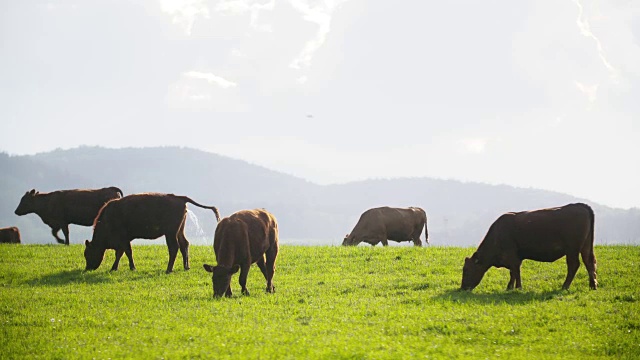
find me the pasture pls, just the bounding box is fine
[1,244,638,359]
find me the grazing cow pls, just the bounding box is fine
[84,193,220,274]
[14,187,123,245]
[0,227,21,244]
[461,203,597,291]
[342,206,428,247]
[203,209,279,297]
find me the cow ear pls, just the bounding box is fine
[28,189,36,195]
[230,264,240,274]
[85,240,90,246]
[203,264,214,273]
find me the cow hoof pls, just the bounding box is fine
[242,289,250,296]
[165,270,173,274]
[110,268,118,272]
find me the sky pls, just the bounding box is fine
[1,0,639,209]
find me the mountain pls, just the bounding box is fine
[1,147,638,246]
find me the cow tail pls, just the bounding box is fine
[182,197,221,222]
[586,204,596,268]
[424,221,429,245]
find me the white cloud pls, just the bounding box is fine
[289,0,349,70]
[166,71,244,111]
[159,0,210,35]
[575,81,598,103]
[214,0,275,32]
[230,48,245,58]
[183,71,238,88]
[572,0,618,80]
[459,138,488,154]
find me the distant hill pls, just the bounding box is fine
[1,147,638,246]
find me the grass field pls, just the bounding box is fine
[1,244,638,359]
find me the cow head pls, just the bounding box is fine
[461,255,489,291]
[84,240,106,271]
[203,264,240,297]
[342,234,356,246]
[14,189,38,216]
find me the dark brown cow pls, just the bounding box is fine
[14,187,123,245]
[0,227,21,244]
[461,203,597,291]
[203,209,279,297]
[84,193,220,274]
[342,206,428,247]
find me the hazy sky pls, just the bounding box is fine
[1,0,639,209]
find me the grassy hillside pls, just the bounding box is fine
[1,244,638,359]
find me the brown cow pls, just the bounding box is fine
[14,187,123,245]
[84,193,220,274]
[342,206,428,247]
[0,227,21,244]
[203,209,279,297]
[461,203,597,291]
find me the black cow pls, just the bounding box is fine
[84,193,220,273]
[461,203,597,291]
[342,207,428,246]
[15,187,123,245]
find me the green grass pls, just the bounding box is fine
[0,244,638,359]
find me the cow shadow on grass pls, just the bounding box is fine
[26,269,165,287]
[432,288,566,305]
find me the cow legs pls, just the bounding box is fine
[111,249,124,271]
[177,219,190,270]
[61,225,70,246]
[381,238,389,246]
[257,255,268,279]
[506,260,522,290]
[265,246,279,293]
[562,253,581,290]
[507,267,522,290]
[410,228,423,247]
[51,228,65,244]
[124,242,136,270]
[164,232,180,274]
[239,265,251,296]
[225,286,233,298]
[580,248,598,290]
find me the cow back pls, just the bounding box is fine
[214,209,277,268]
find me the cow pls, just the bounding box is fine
[84,193,221,274]
[0,227,21,244]
[203,209,279,298]
[461,203,597,291]
[14,187,123,245]
[342,206,428,247]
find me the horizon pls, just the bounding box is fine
[5,144,638,211]
[1,1,639,210]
